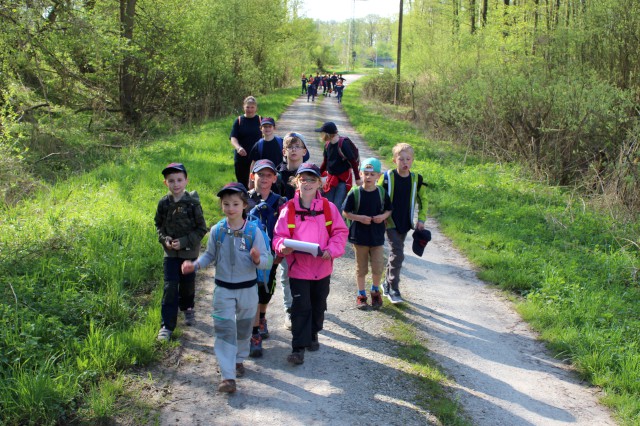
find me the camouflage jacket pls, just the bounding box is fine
[154,190,208,259]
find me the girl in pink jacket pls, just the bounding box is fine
[272,162,348,365]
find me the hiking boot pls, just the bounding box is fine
[156,327,172,342]
[258,317,269,339]
[235,363,245,378]
[218,379,236,393]
[249,333,263,358]
[184,308,195,326]
[308,333,320,352]
[287,348,305,365]
[356,295,369,310]
[370,291,383,310]
[387,289,404,304]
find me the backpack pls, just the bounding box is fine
[248,191,287,241]
[285,197,333,238]
[344,185,386,227]
[382,170,425,197]
[213,217,274,291]
[325,137,360,172]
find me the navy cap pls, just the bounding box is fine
[252,159,277,173]
[162,162,187,177]
[260,117,275,126]
[314,121,338,134]
[296,162,321,178]
[216,182,248,197]
[412,229,432,257]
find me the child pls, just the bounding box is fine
[246,160,287,357]
[275,132,309,329]
[317,121,361,214]
[248,117,285,177]
[342,157,392,310]
[307,80,317,102]
[301,73,308,94]
[181,182,269,393]
[378,143,428,304]
[154,163,208,342]
[272,163,348,365]
[334,79,344,103]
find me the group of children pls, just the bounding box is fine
[154,120,427,393]
[303,73,346,103]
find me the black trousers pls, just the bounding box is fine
[289,275,331,349]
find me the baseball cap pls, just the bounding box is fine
[286,132,307,148]
[296,162,322,178]
[252,159,277,173]
[260,117,275,126]
[412,229,432,257]
[162,162,187,177]
[360,157,382,173]
[314,121,338,134]
[216,182,248,197]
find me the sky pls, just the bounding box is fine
[298,0,401,22]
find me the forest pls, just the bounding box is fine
[1,0,639,424]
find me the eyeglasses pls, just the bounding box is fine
[299,178,318,183]
[287,145,305,151]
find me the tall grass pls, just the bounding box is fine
[343,78,640,425]
[0,87,299,425]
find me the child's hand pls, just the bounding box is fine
[250,247,261,265]
[359,215,372,225]
[415,221,425,231]
[164,237,173,249]
[182,261,195,274]
[321,249,331,260]
[372,215,385,224]
[171,239,181,250]
[280,246,294,255]
[355,178,362,186]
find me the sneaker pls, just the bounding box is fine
[218,379,236,393]
[308,333,320,352]
[382,281,390,296]
[184,308,195,326]
[287,348,305,365]
[235,363,245,378]
[370,291,383,309]
[249,333,263,358]
[258,317,269,339]
[284,312,292,330]
[156,327,172,342]
[356,295,369,310]
[387,289,404,304]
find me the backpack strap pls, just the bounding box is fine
[287,198,333,238]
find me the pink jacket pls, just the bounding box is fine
[273,191,348,280]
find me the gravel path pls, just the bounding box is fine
[149,76,615,425]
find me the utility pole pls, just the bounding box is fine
[394,0,403,105]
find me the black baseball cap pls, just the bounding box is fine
[216,182,248,197]
[162,163,187,177]
[314,121,338,134]
[412,229,432,257]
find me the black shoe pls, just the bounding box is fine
[308,333,320,351]
[287,348,305,365]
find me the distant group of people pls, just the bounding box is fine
[302,72,346,103]
[154,94,430,394]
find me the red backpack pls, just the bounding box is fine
[324,136,360,173]
[286,197,333,238]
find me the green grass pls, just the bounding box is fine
[0,87,299,425]
[342,78,640,425]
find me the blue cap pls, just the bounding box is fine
[296,162,321,177]
[260,117,275,126]
[162,163,187,177]
[360,157,382,173]
[252,159,277,173]
[216,182,248,197]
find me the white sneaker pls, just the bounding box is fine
[157,327,172,342]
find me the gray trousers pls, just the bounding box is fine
[385,228,408,291]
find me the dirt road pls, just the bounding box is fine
[148,76,615,425]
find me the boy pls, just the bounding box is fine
[317,121,361,214]
[246,160,287,357]
[248,117,285,179]
[182,182,269,393]
[276,132,309,329]
[378,143,428,304]
[342,158,392,310]
[154,163,208,341]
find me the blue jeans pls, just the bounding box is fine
[324,181,347,214]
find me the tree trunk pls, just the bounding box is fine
[470,0,477,34]
[119,0,140,126]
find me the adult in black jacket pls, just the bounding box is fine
[230,96,262,188]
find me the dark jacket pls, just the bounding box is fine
[154,191,208,259]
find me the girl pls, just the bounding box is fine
[182,182,269,393]
[272,163,348,365]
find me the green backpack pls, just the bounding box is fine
[345,185,386,227]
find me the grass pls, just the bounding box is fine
[0,87,299,425]
[342,77,640,425]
